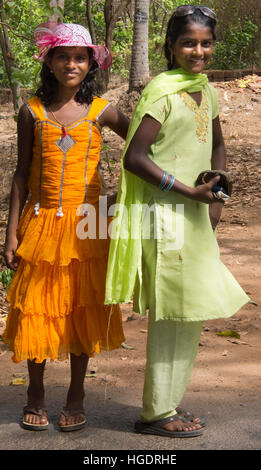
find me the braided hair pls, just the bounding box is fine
[164,8,216,70]
[35,47,98,106]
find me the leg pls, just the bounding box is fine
[138,318,203,435]
[23,359,48,428]
[59,353,89,429]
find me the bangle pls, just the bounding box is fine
[163,174,175,192]
[158,171,168,189]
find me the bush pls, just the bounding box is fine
[210,20,259,70]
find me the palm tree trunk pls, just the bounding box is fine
[129,0,150,91]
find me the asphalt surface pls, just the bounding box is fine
[0,353,260,459]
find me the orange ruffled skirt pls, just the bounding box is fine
[3,203,125,363]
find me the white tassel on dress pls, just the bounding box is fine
[34,202,40,216]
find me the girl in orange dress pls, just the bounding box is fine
[3,22,129,431]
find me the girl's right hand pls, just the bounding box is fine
[4,236,19,270]
[190,175,221,204]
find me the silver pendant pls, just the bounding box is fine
[56,134,76,153]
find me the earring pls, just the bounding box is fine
[170,51,175,67]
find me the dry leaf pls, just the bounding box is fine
[217,330,240,339]
[11,378,25,385]
[121,342,135,350]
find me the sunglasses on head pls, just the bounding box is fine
[173,5,216,20]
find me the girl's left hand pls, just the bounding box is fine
[190,175,221,203]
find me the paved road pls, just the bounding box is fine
[0,374,260,455]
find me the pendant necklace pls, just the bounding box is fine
[49,106,87,137]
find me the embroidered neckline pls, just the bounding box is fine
[179,90,209,144]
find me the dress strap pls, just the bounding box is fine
[86,96,110,124]
[26,96,46,122]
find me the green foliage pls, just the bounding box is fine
[210,20,259,69]
[0,0,61,89]
[0,0,260,91]
[0,269,14,292]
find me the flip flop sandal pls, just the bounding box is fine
[59,408,87,432]
[134,414,204,438]
[22,406,49,431]
[176,407,206,427]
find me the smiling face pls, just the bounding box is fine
[168,22,214,74]
[46,46,93,89]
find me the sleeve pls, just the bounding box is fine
[208,84,219,119]
[145,95,170,125]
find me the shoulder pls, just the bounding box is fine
[92,95,110,113]
[88,96,110,122]
[204,83,219,102]
[204,83,220,119]
[18,102,35,127]
[145,95,171,125]
[23,96,44,121]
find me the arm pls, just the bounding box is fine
[4,104,34,269]
[98,104,130,140]
[98,105,130,209]
[124,115,220,204]
[209,115,227,230]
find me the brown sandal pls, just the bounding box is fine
[22,406,49,431]
[176,406,206,427]
[135,414,203,438]
[58,408,87,432]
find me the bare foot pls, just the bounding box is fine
[23,407,48,427]
[23,380,48,428]
[162,417,202,432]
[59,408,86,430]
[176,406,204,425]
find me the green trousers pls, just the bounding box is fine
[141,316,203,422]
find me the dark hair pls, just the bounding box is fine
[35,47,99,106]
[164,8,216,70]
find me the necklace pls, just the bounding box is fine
[49,106,88,137]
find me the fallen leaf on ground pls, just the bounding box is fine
[121,342,135,350]
[10,378,25,385]
[217,330,240,339]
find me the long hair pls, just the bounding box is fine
[164,8,217,70]
[35,47,99,106]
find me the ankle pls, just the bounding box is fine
[27,384,45,408]
[65,388,85,410]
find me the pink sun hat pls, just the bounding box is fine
[33,22,112,70]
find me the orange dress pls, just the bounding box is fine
[3,96,125,363]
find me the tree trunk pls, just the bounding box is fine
[86,0,96,43]
[0,0,20,109]
[100,0,131,92]
[129,0,150,91]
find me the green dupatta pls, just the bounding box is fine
[105,68,208,304]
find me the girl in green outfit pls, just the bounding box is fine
[105,5,250,437]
